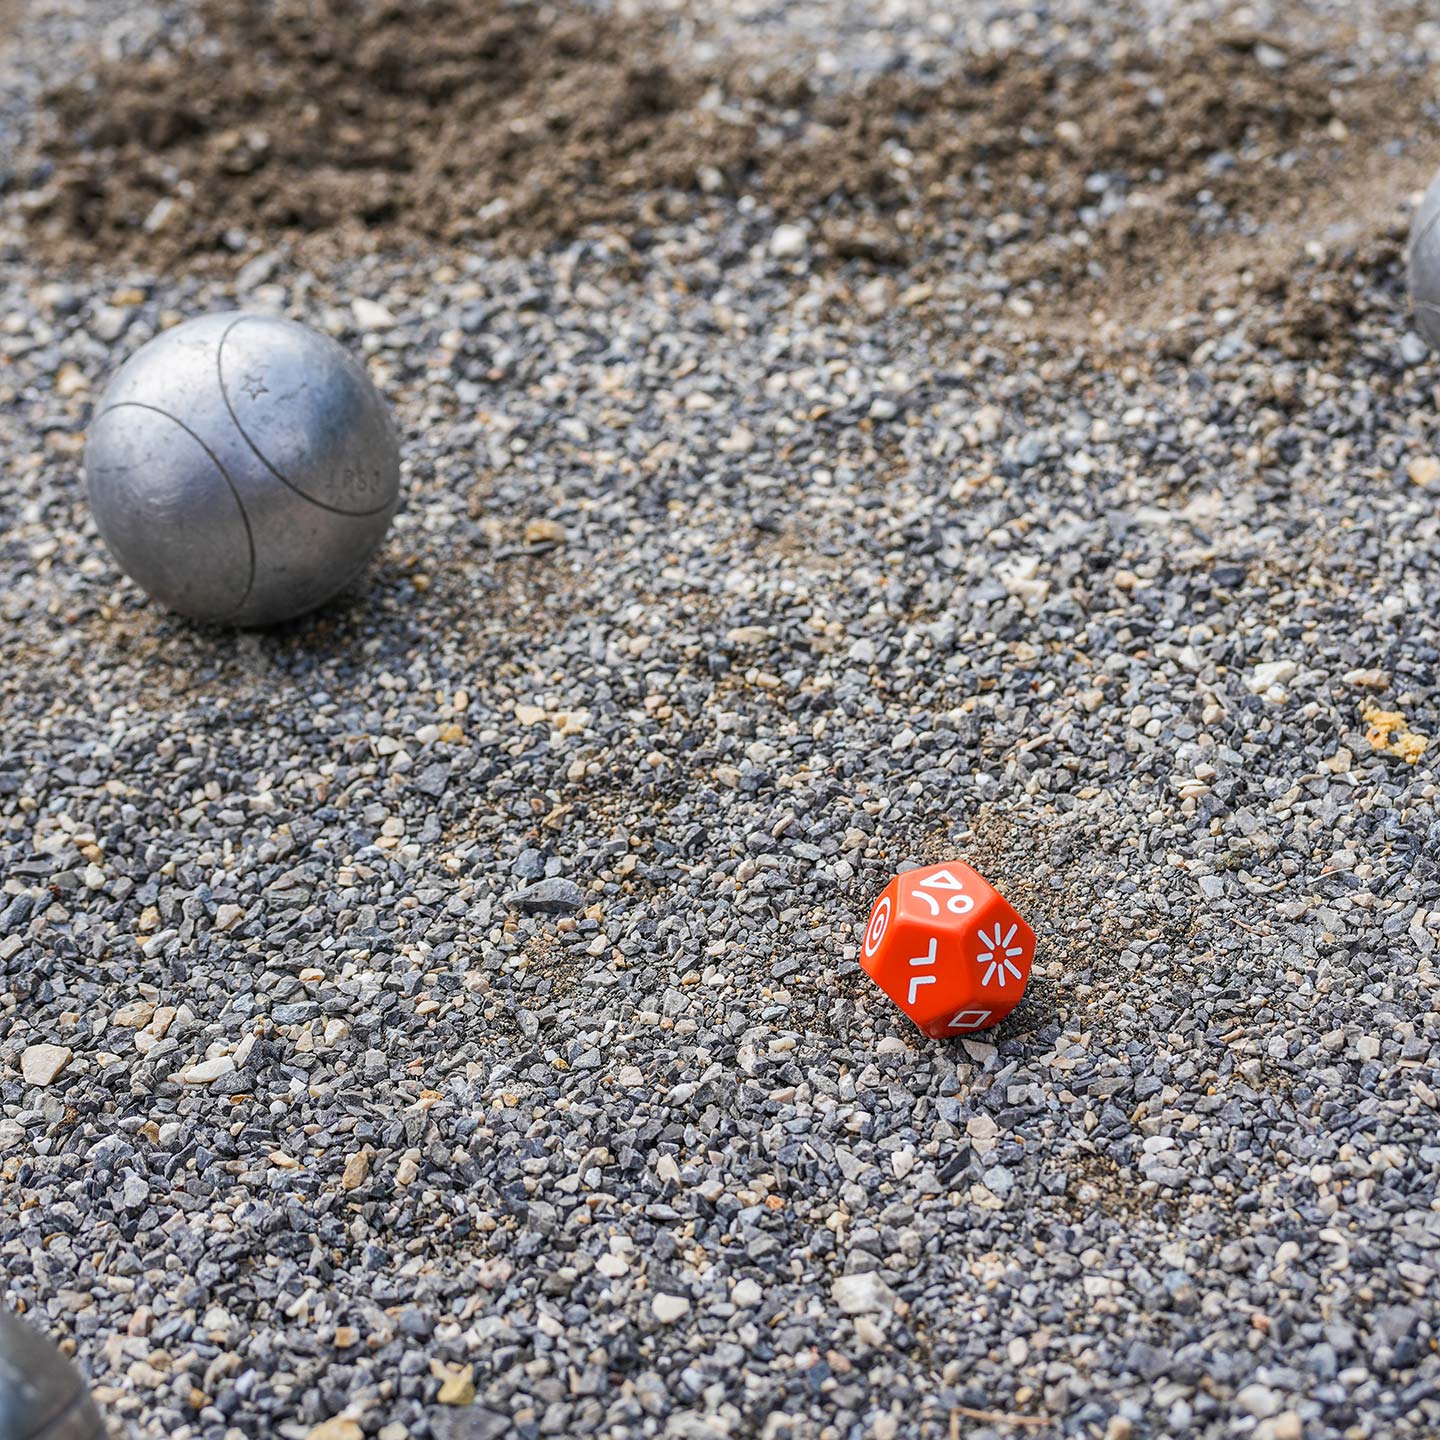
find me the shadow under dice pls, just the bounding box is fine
[861,861,1036,1038]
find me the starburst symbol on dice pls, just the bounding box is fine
[976,921,1025,988]
[859,860,1036,1038]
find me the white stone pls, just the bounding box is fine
[832,1272,896,1316]
[965,1114,999,1144]
[351,298,396,331]
[215,904,245,932]
[1343,668,1389,689]
[20,1043,72,1086]
[858,277,895,319]
[113,1000,155,1029]
[182,1054,236,1084]
[769,224,808,259]
[1236,1383,1281,1419]
[732,1278,763,1308]
[652,1293,690,1323]
[1246,660,1298,696]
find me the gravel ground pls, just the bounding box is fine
[2,3,1439,1440]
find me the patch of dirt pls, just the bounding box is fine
[770,25,1433,354]
[516,929,594,1004]
[1072,130,1433,360]
[1060,1149,1166,1222]
[15,2,1434,354]
[22,0,758,264]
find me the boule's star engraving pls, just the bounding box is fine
[239,371,269,401]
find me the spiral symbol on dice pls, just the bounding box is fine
[864,896,891,959]
[218,316,394,517]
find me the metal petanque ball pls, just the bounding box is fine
[85,311,400,626]
[0,1308,107,1440]
[1408,168,1440,349]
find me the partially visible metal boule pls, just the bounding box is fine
[0,1308,107,1440]
[1408,169,1440,349]
[85,311,401,626]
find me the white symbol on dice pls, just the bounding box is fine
[907,936,938,1005]
[864,896,891,959]
[947,1008,993,1032]
[976,922,1025,988]
[910,868,975,917]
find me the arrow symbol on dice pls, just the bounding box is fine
[976,923,1025,987]
[907,937,938,1005]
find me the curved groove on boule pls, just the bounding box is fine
[216,315,396,518]
[97,401,257,614]
[1405,300,1440,339]
[1412,200,1440,258]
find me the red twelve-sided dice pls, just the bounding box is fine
[860,861,1036,1037]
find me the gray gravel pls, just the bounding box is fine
[2,2,1440,1440]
